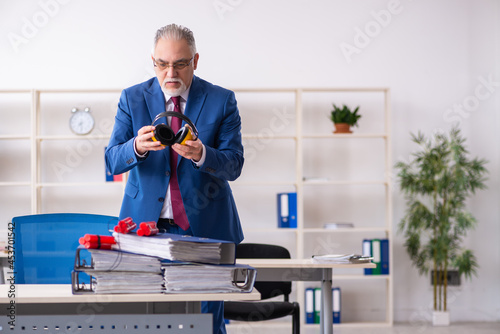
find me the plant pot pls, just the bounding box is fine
[333,123,352,134]
[432,311,450,326]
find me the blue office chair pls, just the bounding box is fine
[13,213,117,284]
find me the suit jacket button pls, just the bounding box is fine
[165,171,170,177]
[158,197,164,202]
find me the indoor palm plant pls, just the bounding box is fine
[395,127,487,325]
[329,104,361,133]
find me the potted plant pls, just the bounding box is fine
[395,127,487,326]
[329,104,361,133]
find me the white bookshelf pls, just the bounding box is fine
[0,87,393,329]
[230,87,393,328]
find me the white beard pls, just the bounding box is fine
[161,78,186,97]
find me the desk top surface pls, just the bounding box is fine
[0,284,260,304]
[237,258,376,269]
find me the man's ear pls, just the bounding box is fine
[193,53,200,70]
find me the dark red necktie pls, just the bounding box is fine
[169,96,190,231]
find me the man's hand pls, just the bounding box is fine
[172,138,203,162]
[135,125,166,155]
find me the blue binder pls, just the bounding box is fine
[332,287,341,324]
[277,192,297,228]
[305,287,315,324]
[362,239,372,275]
[380,239,389,275]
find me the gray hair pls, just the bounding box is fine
[152,24,197,55]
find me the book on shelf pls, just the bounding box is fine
[332,287,341,324]
[305,287,315,324]
[277,192,297,228]
[323,222,354,229]
[305,286,341,324]
[112,231,236,265]
[362,238,389,275]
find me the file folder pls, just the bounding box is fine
[362,239,373,275]
[380,238,389,275]
[332,287,341,324]
[371,239,381,275]
[305,287,315,324]
[314,287,321,324]
[277,192,297,228]
[113,232,236,264]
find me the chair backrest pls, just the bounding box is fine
[13,213,117,284]
[236,243,292,300]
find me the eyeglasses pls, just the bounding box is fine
[153,56,194,71]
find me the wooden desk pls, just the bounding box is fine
[0,284,260,333]
[236,259,376,334]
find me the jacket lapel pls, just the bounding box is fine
[144,78,166,125]
[178,76,207,167]
[144,78,171,163]
[184,76,207,128]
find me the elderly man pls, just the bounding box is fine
[105,24,244,334]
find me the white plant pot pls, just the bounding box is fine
[432,311,450,326]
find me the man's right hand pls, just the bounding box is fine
[135,125,166,155]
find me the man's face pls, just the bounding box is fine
[152,38,199,96]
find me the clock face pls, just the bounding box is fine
[70,110,95,135]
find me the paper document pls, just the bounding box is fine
[311,254,373,264]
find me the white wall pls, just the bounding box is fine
[1,0,499,324]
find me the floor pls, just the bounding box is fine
[226,322,500,334]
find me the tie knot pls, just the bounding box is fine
[171,96,181,111]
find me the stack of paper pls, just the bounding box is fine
[88,249,162,273]
[112,232,235,264]
[72,247,164,294]
[89,271,164,294]
[311,254,373,264]
[163,263,256,293]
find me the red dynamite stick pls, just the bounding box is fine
[83,241,114,250]
[82,234,116,244]
[116,217,136,234]
[138,221,159,236]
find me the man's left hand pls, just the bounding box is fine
[172,138,203,162]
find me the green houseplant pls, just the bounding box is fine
[329,104,361,133]
[395,127,487,325]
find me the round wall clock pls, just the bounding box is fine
[69,107,95,135]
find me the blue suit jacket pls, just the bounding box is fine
[105,76,244,243]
